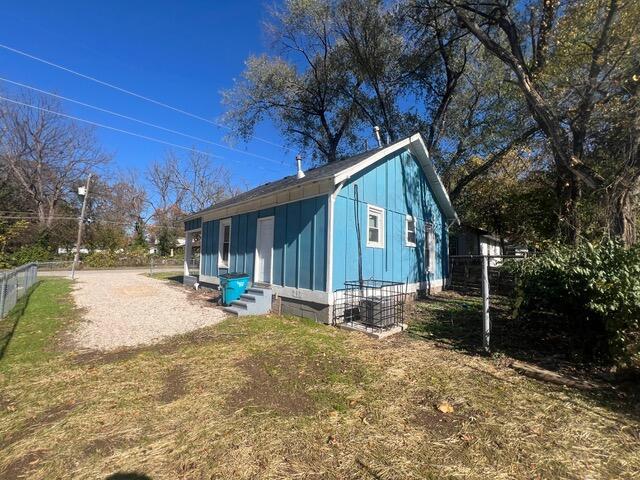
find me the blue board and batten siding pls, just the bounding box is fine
[197,196,328,291]
[184,217,202,231]
[332,150,448,291]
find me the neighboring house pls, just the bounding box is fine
[449,225,503,257]
[148,237,185,256]
[183,133,459,322]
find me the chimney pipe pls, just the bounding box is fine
[373,126,382,147]
[296,154,305,179]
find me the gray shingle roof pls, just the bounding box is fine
[189,142,396,217]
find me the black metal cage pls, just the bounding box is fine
[333,280,406,331]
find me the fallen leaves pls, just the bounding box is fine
[436,401,455,414]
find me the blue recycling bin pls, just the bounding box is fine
[219,273,250,306]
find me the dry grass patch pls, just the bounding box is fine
[0,280,638,479]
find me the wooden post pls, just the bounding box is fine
[482,255,490,352]
[183,230,192,279]
[71,174,92,280]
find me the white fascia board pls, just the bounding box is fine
[407,134,460,225]
[332,137,413,185]
[200,178,334,222]
[330,133,459,225]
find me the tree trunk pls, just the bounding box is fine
[556,167,582,245]
[612,189,637,246]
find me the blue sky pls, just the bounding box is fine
[1,1,296,191]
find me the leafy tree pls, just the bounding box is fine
[223,0,364,163]
[450,0,640,244]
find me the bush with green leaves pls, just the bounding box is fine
[83,249,150,268]
[509,240,640,371]
[10,244,52,266]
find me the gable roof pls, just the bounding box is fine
[185,133,459,224]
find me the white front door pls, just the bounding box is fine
[254,216,274,283]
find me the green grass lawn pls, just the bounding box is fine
[0,279,638,479]
[0,278,75,367]
[146,271,183,284]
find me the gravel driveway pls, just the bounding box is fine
[71,271,227,350]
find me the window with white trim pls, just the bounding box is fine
[405,216,416,247]
[366,205,384,248]
[218,218,231,268]
[426,223,436,273]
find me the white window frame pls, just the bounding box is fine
[218,218,232,268]
[405,215,417,247]
[366,204,385,248]
[426,223,436,273]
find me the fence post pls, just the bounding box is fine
[0,272,6,318]
[482,255,490,352]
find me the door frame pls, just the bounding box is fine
[254,216,275,284]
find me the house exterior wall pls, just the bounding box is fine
[332,150,448,291]
[184,217,202,232]
[197,195,328,291]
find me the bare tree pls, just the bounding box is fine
[147,149,238,221]
[0,93,109,229]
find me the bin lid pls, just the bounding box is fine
[219,272,249,279]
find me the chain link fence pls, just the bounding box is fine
[0,263,38,318]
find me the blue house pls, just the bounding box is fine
[182,133,458,323]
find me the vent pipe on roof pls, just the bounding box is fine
[373,126,383,148]
[296,154,305,179]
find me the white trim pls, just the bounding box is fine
[407,134,459,225]
[186,133,458,225]
[405,215,417,247]
[254,216,275,284]
[198,276,445,306]
[199,274,220,285]
[333,137,413,184]
[332,133,458,224]
[272,285,330,304]
[326,181,345,293]
[426,222,436,274]
[218,218,231,268]
[199,180,334,222]
[366,204,385,248]
[330,279,446,305]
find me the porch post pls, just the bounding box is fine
[184,231,192,278]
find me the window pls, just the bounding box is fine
[405,216,416,247]
[366,205,384,248]
[218,218,231,268]
[426,223,436,273]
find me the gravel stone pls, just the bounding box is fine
[71,271,227,350]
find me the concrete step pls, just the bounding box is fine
[240,294,257,303]
[230,300,249,310]
[223,306,244,316]
[246,287,267,296]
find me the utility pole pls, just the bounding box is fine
[71,174,92,280]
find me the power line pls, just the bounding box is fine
[0,76,282,165]
[0,214,132,226]
[0,42,285,149]
[0,95,231,160]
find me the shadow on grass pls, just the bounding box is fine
[164,275,184,285]
[408,291,640,420]
[106,473,151,480]
[0,282,39,361]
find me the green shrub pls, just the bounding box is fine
[508,240,640,371]
[83,250,118,268]
[10,244,52,266]
[82,249,150,268]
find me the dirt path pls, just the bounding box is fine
[71,271,227,350]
